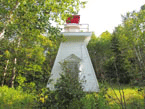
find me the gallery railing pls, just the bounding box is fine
[61,24,89,32]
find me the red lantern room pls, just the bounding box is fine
[64,15,89,32]
[66,15,80,24]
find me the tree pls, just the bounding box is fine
[0,0,86,88]
[51,61,85,109]
[87,31,112,81]
[110,32,130,84]
[121,5,145,84]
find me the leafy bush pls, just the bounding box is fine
[36,73,85,109]
[55,73,85,108]
[0,86,35,109]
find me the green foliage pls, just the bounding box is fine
[0,0,86,89]
[81,93,98,109]
[87,31,112,82]
[105,84,145,109]
[95,83,109,109]
[0,1,145,109]
[36,61,86,108]
[37,75,101,109]
[0,86,35,109]
[105,35,131,84]
[1,85,144,109]
[88,5,145,85]
[121,6,145,85]
[54,74,85,109]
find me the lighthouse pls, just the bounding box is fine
[47,15,99,92]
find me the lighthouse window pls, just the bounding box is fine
[67,62,79,72]
[66,62,80,79]
[60,54,81,79]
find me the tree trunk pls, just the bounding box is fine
[1,60,9,86]
[11,58,17,88]
[0,28,5,39]
[11,37,20,88]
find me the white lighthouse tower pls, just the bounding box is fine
[47,15,99,92]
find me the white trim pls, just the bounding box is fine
[61,32,92,37]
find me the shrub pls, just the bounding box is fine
[0,86,35,109]
[54,74,85,109]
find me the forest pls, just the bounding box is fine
[0,0,145,109]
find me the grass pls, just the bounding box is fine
[101,84,145,109]
[81,83,145,109]
[106,88,144,108]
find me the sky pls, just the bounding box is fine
[79,0,145,36]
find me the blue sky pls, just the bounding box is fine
[79,0,144,36]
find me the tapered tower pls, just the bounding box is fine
[47,15,99,92]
